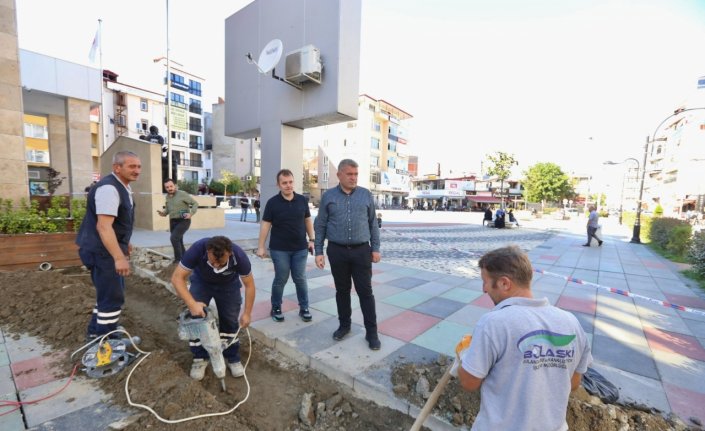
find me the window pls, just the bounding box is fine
[170,93,185,104]
[371,137,380,150]
[170,73,185,85]
[371,156,379,167]
[322,171,328,182]
[189,80,202,96]
[117,115,126,127]
[387,157,396,168]
[370,171,380,184]
[323,155,328,165]
[388,141,397,152]
[140,98,148,111]
[206,169,211,178]
[23,123,48,139]
[372,121,381,132]
[368,103,375,111]
[191,171,199,180]
[25,149,50,164]
[140,119,148,133]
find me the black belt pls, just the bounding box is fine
[329,242,368,249]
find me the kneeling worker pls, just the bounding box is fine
[171,236,256,380]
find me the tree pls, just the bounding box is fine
[522,162,574,208]
[46,168,65,196]
[219,170,242,197]
[243,173,258,194]
[485,151,517,208]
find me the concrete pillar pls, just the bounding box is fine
[66,98,93,194]
[47,114,69,196]
[0,0,28,204]
[260,122,303,204]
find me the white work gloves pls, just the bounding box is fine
[450,334,472,378]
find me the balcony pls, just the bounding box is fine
[177,159,203,167]
[189,105,202,115]
[189,124,203,132]
[170,81,190,91]
[189,142,203,150]
[169,100,187,110]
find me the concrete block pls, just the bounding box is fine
[31,401,133,431]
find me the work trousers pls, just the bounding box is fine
[326,242,377,335]
[188,275,242,363]
[79,248,125,338]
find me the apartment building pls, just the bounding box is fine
[208,100,260,185]
[306,94,413,207]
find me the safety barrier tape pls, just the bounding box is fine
[380,227,705,316]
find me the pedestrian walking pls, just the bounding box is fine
[157,179,198,262]
[76,151,141,340]
[256,169,315,322]
[239,193,249,222]
[253,194,261,223]
[314,159,382,350]
[583,205,603,247]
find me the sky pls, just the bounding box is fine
[15,0,705,184]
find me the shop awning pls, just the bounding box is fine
[467,196,502,204]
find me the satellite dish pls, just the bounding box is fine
[256,39,283,74]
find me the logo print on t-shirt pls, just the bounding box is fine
[517,330,576,369]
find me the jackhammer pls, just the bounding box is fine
[177,307,235,391]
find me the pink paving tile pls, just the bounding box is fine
[539,255,560,260]
[664,294,705,310]
[643,260,667,269]
[378,310,441,342]
[644,327,705,362]
[663,382,705,425]
[471,294,494,309]
[556,296,596,315]
[251,298,298,322]
[10,350,68,391]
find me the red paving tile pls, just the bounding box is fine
[378,310,440,342]
[663,382,705,425]
[644,327,705,362]
[643,260,667,269]
[471,294,494,309]
[663,294,705,310]
[556,296,596,315]
[539,255,560,260]
[10,350,68,391]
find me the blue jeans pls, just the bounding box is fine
[188,274,242,363]
[269,248,309,309]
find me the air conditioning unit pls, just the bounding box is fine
[285,45,322,85]
[246,176,252,181]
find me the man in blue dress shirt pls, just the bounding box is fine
[314,159,382,350]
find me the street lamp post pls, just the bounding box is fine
[604,154,642,243]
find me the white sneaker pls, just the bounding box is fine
[228,361,245,378]
[190,359,209,381]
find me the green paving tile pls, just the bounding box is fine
[440,288,483,304]
[411,320,473,357]
[311,296,360,316]
[382,290,432,309]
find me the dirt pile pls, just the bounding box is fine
[0,268,416,430]
[391,357,700,430]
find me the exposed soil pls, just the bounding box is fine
[0,268,416,430]
[1,262,702,431]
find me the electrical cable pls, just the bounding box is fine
[0,363,80,417]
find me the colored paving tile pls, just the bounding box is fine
[10,350,69,391]
[30,401,133,431]
[408,281,454,297]
[662,382,705,426]
[570,312,594,334]
[539,255,559,260]
[378,310,441,342]
[644,327,705,361]
[440,287,483,304]
[381,290,432,309]
[470,293,494,309]
[664,294,705,310]
[385,277,429,290]
[643,260,667,269]
[412,297,465,319]
[312,296,360,317]
[411,320,473,357]
[591,334,659,379]
[556,296,596,315]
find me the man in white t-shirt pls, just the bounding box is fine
[456,246,592,431]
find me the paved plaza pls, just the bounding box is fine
[2,210,705,430]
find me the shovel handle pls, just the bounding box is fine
[409,366,453,431]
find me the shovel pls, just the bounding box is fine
[409,366,452,431]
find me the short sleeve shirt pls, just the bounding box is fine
[179,238,252,286]
[95,173,133,215]
[262,192,311,251]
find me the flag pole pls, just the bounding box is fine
[97,18,105,156]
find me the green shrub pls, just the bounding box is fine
[0,198,74,234]
[599,209,609,218]
[689,231,705,278]
[177,179,198,195]
[622,212,652,243]
[71,198,87,232]
[208,179,225,195]
[653,204,664,217]
[649,217,690,249]
[666,225,692,257]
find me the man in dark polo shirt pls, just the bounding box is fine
[256,169,315,322]
[314,159,382,350]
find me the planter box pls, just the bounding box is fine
[0,232,80,271]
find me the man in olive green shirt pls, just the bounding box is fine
[158,179,198,262]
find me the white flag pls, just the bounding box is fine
[88,26,101,64]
